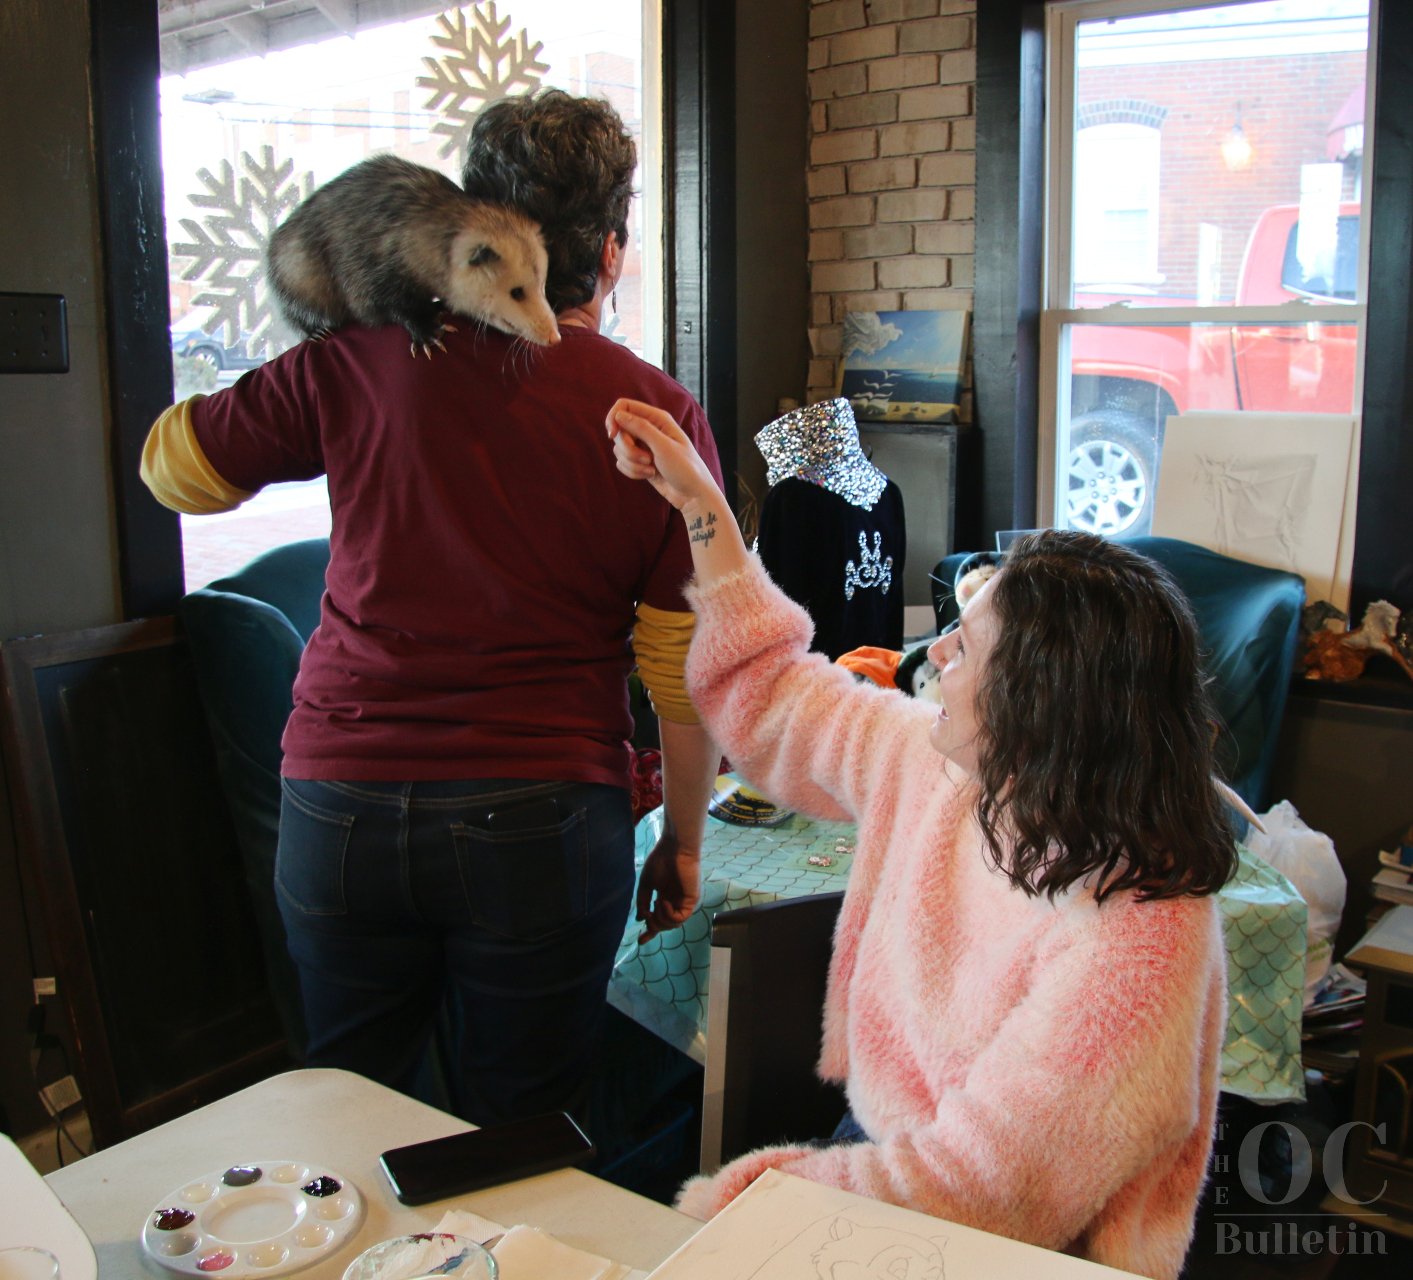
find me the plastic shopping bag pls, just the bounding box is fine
[1244,800,1346,997]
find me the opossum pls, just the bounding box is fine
[267,154,559,356]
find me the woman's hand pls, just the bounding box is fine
[606,398,723,513]
[608,397,751,584]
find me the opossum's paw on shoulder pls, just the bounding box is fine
[406,317,454,359]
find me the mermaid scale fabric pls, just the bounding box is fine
[1219,845,1308,1101]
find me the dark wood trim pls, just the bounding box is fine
[1353,0,1413,617]
[90,1,184,619]
[0,618,289,1148]
[972,1,1046,540]
[664,0,737,507]
[0,619,177,1147]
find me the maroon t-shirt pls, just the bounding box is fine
[193,323,721,788]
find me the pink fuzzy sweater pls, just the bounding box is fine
[675,561,1226,1280]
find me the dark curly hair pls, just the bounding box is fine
[973,530,1236,902]
[460,89,636,313]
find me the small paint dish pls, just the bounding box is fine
[140,1160,363,1279]
[341,1234,497,1280]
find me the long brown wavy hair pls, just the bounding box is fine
[973,530,1236,902]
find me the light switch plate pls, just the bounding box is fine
[1,292,69,374]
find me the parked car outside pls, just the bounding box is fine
[1066,203,1360,537]
[169,308,263,374]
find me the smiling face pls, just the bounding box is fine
[926,571,1003,775]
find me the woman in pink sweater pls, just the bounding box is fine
[610,399,1237,1280]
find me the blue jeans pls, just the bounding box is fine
[830,1109,869,1143]
[275,777,634,1125]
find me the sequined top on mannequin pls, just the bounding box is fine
[755,398,888,510]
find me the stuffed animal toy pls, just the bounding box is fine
[895,643,942,703]
[953,550,1003,612]
[1302,598,1413,684]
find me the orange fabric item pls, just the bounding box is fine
[836,645,904,689]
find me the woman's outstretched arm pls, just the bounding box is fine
[606,398,752,587]
[606,397,934,829]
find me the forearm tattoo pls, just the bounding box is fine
[688,510,718,547]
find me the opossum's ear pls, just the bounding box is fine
[467,244,500,267]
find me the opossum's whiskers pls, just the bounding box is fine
[499,333,525,377]
[511,334,545,379]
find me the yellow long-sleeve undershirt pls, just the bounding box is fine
[139,397,253,514]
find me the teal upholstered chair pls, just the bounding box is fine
[931,536,1305,812]
[178,539,691,1159]
[179,538,331,1056]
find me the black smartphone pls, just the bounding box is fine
[379,1111,596,1205]
[486,796,560,832]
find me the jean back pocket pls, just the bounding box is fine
[452,801,590,941]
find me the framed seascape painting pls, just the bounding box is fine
[838,309,970,424]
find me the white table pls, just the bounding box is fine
[44,1069,699,1278]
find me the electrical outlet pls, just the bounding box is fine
[0,292,69,374]
[40,1074,81,1116]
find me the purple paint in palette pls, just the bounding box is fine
[301,1175,341,1197]
[222,1165,262,1186]
[153,1206,195,1230]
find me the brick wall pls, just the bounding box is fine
[1080,52,1364,300]
[806,0,977,417]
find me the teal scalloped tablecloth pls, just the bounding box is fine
[608,810,1306,1102]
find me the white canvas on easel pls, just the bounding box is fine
[1151,412,1357,608]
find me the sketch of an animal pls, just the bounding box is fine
[267,154,559,356]
[749,1215,945,1280]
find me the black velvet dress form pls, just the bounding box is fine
[753,399,906,660]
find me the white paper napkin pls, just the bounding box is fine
[434,1210,641,1280]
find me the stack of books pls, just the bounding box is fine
[1371,834,1413,907]
[1301,963,1367,1073]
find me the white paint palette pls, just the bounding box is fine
[141,1160,363,1278]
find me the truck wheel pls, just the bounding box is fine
[1065,410,1155,537]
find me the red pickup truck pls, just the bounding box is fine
[1066,203,1360,535]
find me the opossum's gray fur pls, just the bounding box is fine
[267,154,559,352]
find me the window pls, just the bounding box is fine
[158,0,661,589]
[1281,212,1360,300]
[1074,121,1163,286]
[1041,0,1373,583]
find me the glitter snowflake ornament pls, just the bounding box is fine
[418,2,548,160]
[171,145,312,360]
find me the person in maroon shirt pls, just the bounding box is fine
[142,91,722,1126]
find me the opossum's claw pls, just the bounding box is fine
[431,337,447,354]
[441,322,459,334]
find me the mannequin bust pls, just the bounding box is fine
[754,398,906,660]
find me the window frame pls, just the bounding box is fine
[101,0,730,616]
[973,0,1412,649]
[1038,0,1377,601]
